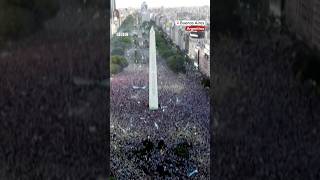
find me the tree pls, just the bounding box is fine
[110,55,128,75]
[110,63,121,75]
[111,36,132,49]
[111,47,125,56]
[119,15,134,31]
[119,36,132,44]
[111,55,128,68]
[167,55,185,73]
[162,49,176,58]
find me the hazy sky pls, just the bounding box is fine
[115,0,210,8]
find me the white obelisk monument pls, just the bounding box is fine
[149,26,158,110]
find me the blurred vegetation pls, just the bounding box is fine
[111,36,132,49]
[111,47,125,56]
[111,55,128,75]
[110,15,135,75]
[162,49,176,59]
[167,55,186,73]
[155,28,186,73]
[118,14,135,32]
[110,63,121,75]
[111,55,128,67]
[0,0,59,39]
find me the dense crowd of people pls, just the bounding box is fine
[110,31,210,179]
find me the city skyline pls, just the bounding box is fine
[115,0,210,8]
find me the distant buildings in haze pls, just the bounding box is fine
[151,6,210,77]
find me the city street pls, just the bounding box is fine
[110,23,210,179]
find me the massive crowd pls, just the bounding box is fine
[110,34,210,179]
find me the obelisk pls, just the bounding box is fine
[149,26,158,110]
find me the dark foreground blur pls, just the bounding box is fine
[0,0,108,179]
[213,1,320,179]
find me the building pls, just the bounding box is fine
[140,1,150,23]
[174,25,180,46]
[188,32,203,60]
[183,33,190,54]
[111,0,116,19]
[201,25,210,77]
[110,0,120,36]
[178,29,185,50]
[171,24,176,43]
[149,6,210,77]
[164,19,172,36]
[188,31,209,76]
[155,14,161,26]
[160,16,166,31]
[200,43,210,77]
